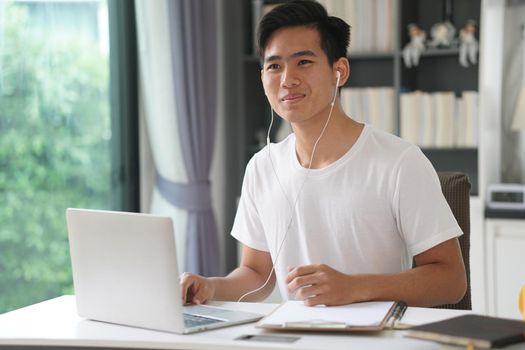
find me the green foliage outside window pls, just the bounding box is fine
[0,2,111,313]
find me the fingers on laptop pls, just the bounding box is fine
[180,272,194,304]
[180,272,212,305]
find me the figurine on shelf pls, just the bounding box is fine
[428,20,456,48]
[403,23,426,68]
[459,20,478,68]
[428,0,457,49]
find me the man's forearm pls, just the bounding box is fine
[209,266,275,302]
[356,262,467,307]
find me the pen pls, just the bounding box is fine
[389,301,407,328]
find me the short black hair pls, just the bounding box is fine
[257,0,350,65]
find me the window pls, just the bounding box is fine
[0,0,138,312]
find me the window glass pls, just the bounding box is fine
[0,0,111,312]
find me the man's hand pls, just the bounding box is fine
[285,264,362,306]
[285,239,466,308]
[180,272,215,305]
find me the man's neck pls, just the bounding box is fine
[292,107,363,169]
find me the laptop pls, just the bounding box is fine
[66,208,262,334]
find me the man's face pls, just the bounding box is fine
[261,26,336,124]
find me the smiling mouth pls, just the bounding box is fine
[281,94,306,103]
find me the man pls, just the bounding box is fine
[181,0,466,307]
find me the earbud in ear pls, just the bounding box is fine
[335,70,341,87]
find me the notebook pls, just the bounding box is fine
[256,300,407,331]
[406,314,525,348]
[66,208,262,334]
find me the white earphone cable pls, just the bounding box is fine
[237,72,340,302]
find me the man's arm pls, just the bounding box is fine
[180,245,275,304]
[286,237,467,307]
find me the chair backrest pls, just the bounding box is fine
[434,172,472,310]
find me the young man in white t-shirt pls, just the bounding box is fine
[180,0,467,307]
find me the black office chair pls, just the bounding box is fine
[434,172,472,310]
[411,172,472,310]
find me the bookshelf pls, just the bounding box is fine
[240,0,481,194]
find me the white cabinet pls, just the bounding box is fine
[478,0,525,320]
[486,219,525,319]
[469,196,486,313]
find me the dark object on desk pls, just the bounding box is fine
[235,334,300,343]
[406,314,525,348]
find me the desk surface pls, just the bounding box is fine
[0,295,520,350]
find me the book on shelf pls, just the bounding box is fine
[318,0,394,53]
[434,92,455,148]
[400,90,478,148]
[420,92,434,147]
[341,87,395,135]
[463,91,479,146]
[400,91,419,145]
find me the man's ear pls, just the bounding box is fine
[334,57,350,86]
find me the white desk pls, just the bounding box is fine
[0,296,519,350]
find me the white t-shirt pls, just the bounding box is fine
[231,124,462,300]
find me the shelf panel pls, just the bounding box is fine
[402,54,478,93]
[346,59,395,87]
[421,147,477,151]
[349,52,396,60]
[419,48,460,57]
[421,148,478,195]
[396,48,459,59]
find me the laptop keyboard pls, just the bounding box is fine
[183,313,224,328]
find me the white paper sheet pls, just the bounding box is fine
[259,300,395,327]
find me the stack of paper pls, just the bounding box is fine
[257,300,396,331]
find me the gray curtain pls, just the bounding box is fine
[158,0,220,276]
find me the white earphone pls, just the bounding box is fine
[331,70,341,106]
[238,67,344,303]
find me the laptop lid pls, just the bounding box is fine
[66,208,262,334]
[66,208,185,333]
